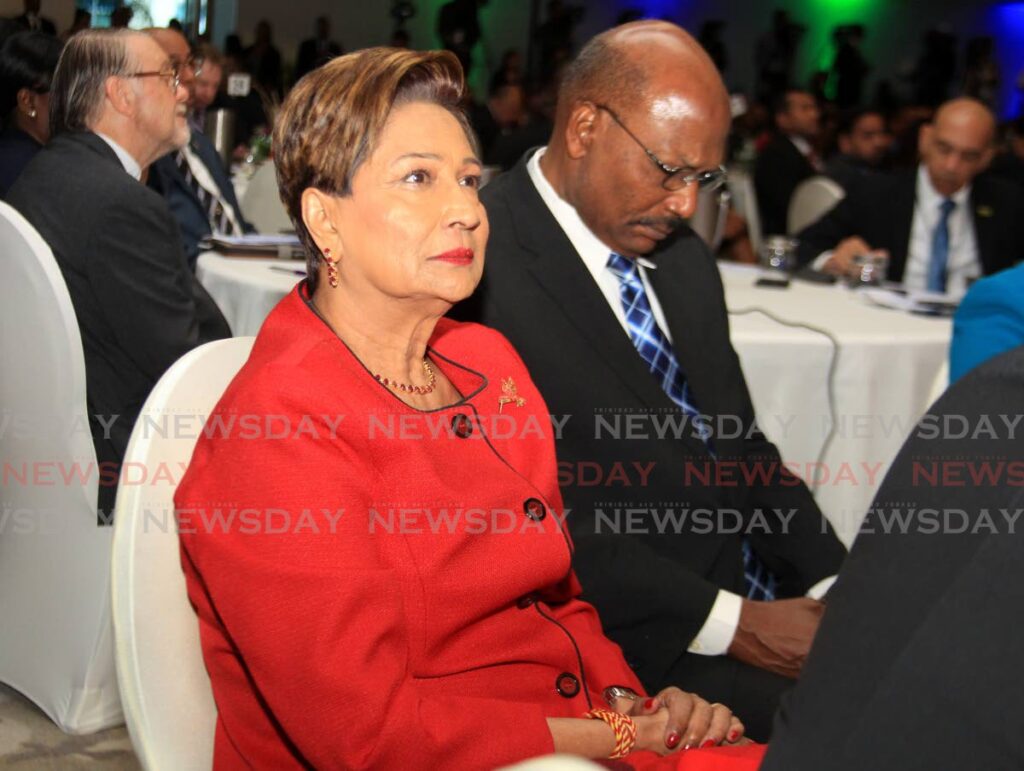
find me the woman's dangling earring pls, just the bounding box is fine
[323,247,339,288]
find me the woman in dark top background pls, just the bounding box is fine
[0,30,61,198]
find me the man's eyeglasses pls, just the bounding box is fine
[185,54,205,77]
[126,66,181,92]
[594,103,727,192]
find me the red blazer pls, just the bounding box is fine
[176,286,646,769]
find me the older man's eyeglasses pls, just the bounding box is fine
[594,103,727,192]
[127,65,181,91]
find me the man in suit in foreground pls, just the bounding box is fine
[762,343,1024,770]
[754,89,822,236]
[459,21,846,740]
[8,29,230,521]
[797,98,1024,293]
[146,27,253,270]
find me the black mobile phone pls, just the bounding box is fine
[755,275,791,289]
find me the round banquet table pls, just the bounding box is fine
[197,253,952,545]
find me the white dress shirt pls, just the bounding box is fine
[902,165,980,295]
[96,132,141,181]
[527,147,834,655]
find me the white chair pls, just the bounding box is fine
[787,175,845,235]
[0,202,122,734]
[112,336,254,771]
[726,167,763,255]
[239,161,292,234]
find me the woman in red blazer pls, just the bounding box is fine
[175,48,765,770]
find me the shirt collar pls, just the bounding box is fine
[788,135,813,157]
[95,132,142,180]
[916,163,970,209]
[525,146,657,272]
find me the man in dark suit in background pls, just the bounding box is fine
[823,107,891,192]
[761,343,1024,770]
[457,21,845,740]
[754,88,822,236]
[8,29,230,521]
[145,27,253,269]
[12,0,55,36]
[294,16,341,82]
[797,98,1024,293]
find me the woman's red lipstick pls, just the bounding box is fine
[430,247,474,265]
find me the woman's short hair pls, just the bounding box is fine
[274,47,475,292]
[0,31,63,118]
[49,28,134,137]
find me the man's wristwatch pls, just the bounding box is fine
[603,685,640,706]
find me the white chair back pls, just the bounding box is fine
[787,175,845,235]
[689,186,730,252]
[239,162,292,234]
[0,201,122,733]
[112,336,255,771]
[726,167,763,255]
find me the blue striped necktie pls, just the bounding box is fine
[927,198,956,293]
[606,253,775,600]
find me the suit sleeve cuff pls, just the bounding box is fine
[687,590,742,656]
[807,575,837,600]
[811,250,834,271]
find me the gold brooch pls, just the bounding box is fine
[498,377,526,412]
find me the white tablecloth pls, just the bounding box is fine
[719,263,951,544]
[197,253,952,545]
[197,252,303,336]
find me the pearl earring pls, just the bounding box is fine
[28,109,36,118]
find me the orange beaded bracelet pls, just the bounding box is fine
[583,707,638,759]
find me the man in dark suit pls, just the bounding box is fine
[294,16,341,82]
[823,107,891,192]
[145,28,253,269]
[797,98,1024,293]
[8,29,230,521]
[754,89,822,235]
[12,0,56,36]
[457,21,846,740]
[761,343,1024,770]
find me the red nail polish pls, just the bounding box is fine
[701,739,716,749]
[666,732,681,749]
[727,730,739,742]
[643,698,655,710]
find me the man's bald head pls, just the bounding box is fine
[557,21,729,129]
[920,97,996,197]
[543,21,732,258]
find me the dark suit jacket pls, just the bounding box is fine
[796,168,1024,281]
[148,130,254,270]
[0,126,41,198]
[7,132,231,518]
[456,155,846,711]
[762,344,1024,770]
[754,133,816,236]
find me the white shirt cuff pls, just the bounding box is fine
[806,575,837,600]
[811,250,834,271]
[687,590,743,656]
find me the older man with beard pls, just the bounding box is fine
[7,29,230,522]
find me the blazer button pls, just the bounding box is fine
[451,413,473,438]
[523,497,547,521]
[516,594,536,609]
[556,672,580,698]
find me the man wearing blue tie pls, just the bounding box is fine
[456,21,845,740]
[797,98,1024,293]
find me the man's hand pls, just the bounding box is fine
[727,597,825,679]
[823,236,884,276]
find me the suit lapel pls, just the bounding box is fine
[888,171,917,282]
[970,180,997,274]
[495,160,678,410]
